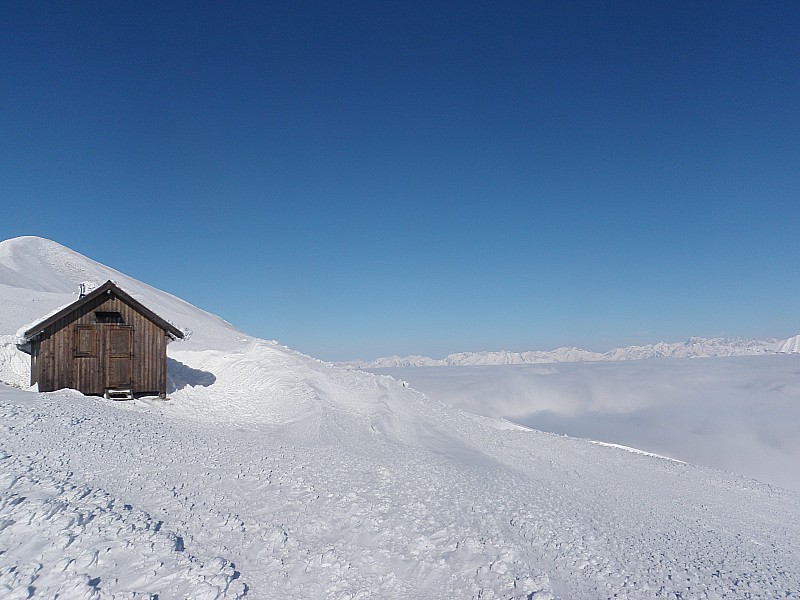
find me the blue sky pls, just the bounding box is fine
[2,2,799,360]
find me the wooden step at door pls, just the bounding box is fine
[105,388,133,400]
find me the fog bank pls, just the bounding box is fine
[372,355,800,492]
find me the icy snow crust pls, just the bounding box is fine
[1,236,799,599]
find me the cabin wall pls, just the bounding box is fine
[132,311,169,395]
[34,290,170,396]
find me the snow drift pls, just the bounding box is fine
[0,236,799,599]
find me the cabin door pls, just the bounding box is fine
[105,325,133,389]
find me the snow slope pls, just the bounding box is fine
[340,337,789,368]
[1,236,799,599]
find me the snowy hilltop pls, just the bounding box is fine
[777,334,800,354]
[0,236,799,599]
[339,335,794,368]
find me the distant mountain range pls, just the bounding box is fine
[340,335,800,368]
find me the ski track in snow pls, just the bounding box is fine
[0,237,799,599]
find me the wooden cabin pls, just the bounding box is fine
[17,280,184,399]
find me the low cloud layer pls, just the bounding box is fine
[375,356,800,493]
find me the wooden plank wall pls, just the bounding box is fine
[33,290,170,396]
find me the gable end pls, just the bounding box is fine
[22,281,184,342]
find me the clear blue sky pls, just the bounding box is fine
[2,2,798,360]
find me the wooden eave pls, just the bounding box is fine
[23,280,185,341]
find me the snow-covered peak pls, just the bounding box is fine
[343,336,791,368]
[0,236,241,352]
[0,236,112,294]
[777,334,800,353]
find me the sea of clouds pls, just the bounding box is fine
[373,355,800,493]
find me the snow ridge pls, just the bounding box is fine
[341,336,791,368]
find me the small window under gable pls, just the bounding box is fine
[95,311,124,324]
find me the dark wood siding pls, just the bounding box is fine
[30,288,173,397]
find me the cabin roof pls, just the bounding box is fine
[22,280,185,341]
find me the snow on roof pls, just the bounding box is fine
[17,280,185,346]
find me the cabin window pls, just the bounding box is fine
[95,311,124,324]
[74,325,96,357]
